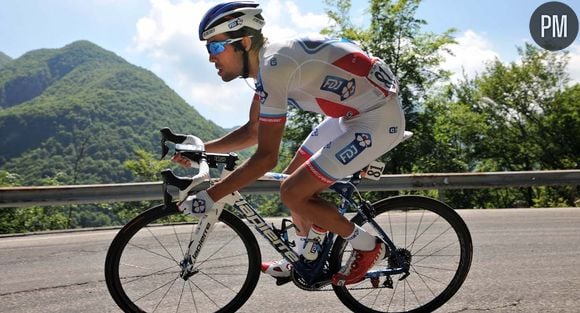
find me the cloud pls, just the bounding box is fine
[567,43,580,84]
[129,0,329,128]
[441,32,580,86]
[441,30,500,82]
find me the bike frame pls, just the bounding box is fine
[181,166,407,286]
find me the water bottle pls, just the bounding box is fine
[303,225,327,261]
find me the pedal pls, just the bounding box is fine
[275,276,291,286]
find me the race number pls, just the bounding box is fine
[367,59,399,95]
[363,160,386,180]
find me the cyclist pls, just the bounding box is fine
[176,1,405,286]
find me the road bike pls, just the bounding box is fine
[105,128,473,313]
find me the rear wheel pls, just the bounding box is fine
[105,205,261,313]
[331,196,473,313]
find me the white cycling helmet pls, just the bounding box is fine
[198,1,265,40]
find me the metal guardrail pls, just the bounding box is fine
[0,170,578,209]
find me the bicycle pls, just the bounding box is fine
[105,128,473,313]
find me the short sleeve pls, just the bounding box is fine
[255,54,296,124]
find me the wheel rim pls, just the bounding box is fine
[333,199,472,313]
[108,209,257,313]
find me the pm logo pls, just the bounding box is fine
[320,75,356,100]
[335,133,372,165]
[529,2,578,51]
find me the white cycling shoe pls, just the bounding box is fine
[261,259,292,278]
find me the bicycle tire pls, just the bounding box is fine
[330,195,473,313]
[105,204,261,313]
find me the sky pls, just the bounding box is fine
[1,0,578,128]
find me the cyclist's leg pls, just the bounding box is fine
[262,118,344,278]
[282,98,404,227]
[280,169,354,236]
[303,97,405,188]
[283,117,345,236]
[282,98,405,285]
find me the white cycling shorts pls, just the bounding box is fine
[298,96,405,185]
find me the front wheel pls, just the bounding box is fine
[331,196,473,313]
[105,204,261,313]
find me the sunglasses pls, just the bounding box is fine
[205,36,252,56]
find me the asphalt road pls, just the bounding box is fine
[0,208,579,313]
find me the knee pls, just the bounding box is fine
[279,180,297,206]
[280,180,307,213]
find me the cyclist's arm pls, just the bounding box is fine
[207,119,285,201]
[204,94,260,153]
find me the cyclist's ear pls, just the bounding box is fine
[241,36,252,52]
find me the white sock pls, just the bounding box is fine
[343,225,375,251]
[295,235,307,255]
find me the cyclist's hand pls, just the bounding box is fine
[172,153,192,167]
[178,190,215,216]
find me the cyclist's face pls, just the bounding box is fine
[206,34,244,82]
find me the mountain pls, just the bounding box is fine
[0,52,11,69]
[0,41,225,185]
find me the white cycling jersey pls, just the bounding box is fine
[255,35,405,184]
[255,35,399,124]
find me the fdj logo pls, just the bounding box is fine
[320,75,356,100]
[255,78,268,104]
[228,18,243,29]
[335,133,372,165]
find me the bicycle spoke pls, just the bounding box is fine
[187,279,199,313]
[404,276,422,308]
[172,225,186,258]
[404,210,408,248]
[387,211,394,243]
[198,270,239,294]
[146,227,180,264]
[107,207,260,312]
[134,274,179,303]
[127,242,178,263]
[152,276,178,313]
[413,240,458,265]
[193,235,237,269]
[412,263,458,272]
[387,278,401,312]
[356,285,377,302]
[405,215,440,251]
[175,280,185,313]
[411,226,453,257]
[189,280,221,310]
[409,210,426,252]
[370,285,385,309]
[411,263,448,287]
[122,264,178,285]
[332,197,472,313]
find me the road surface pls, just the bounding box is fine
[0,208,579,312]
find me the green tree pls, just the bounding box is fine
[473,44,574,171]
[307,0,456,174]
[263,0,458,209]
[424,44,578,208]
[124,148,172,182]
[0,170,20,186]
